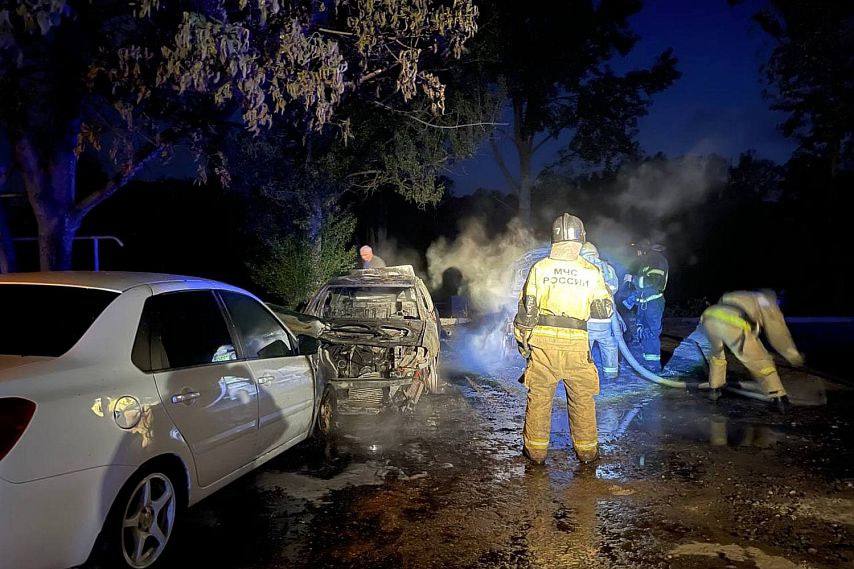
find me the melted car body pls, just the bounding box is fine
[305,266,440,414]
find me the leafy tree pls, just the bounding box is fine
[247,209,356,307]
[473,0,680,222]
[725,150,784,203]
[0,0,478,270]
[754,0,854,175]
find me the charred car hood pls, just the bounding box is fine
[320,319,424,347]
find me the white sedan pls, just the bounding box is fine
[0,272,334,569]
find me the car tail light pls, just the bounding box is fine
[0,398,37,462]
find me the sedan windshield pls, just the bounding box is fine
[0,284,120,357]
[321,286,420,320]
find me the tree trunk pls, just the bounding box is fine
[510,97,534,224]
[35,211,80,271]
[14,133,82,271]
[517,143,533,224]
[307,190,325,284]
[0,199,17,273]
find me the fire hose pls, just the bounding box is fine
[609,314,772,401]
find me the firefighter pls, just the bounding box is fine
[580,242,620,380]
[701,290,804,412]
[514,213,613,465]
[623,241,668,371]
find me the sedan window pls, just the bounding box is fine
[0,284,119,357]
[219,291,294,359]
[137,291,237,372]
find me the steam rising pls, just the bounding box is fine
[426,218,540,313]
[428,155,727,374]
[613,155,727,218]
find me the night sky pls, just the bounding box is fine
[448,0,796,195]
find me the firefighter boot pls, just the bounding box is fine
[523,446,546,465]
[575,446,600,465]
[771,395,791,414]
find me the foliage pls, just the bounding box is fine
[0,0,479,269]
[470,0,680,219]
[725,150,784,203]
[247,210,356,307]
[754,0,854,171]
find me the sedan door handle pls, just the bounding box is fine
[171,391,201,405]
[256,375,274,386]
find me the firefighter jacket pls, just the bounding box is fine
[702,291,802,365]
[514,254,613,345]
[587,256,619,296]
[629,251,668,301]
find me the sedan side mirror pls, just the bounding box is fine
[297,334,319,356]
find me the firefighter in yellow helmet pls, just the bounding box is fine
[514,213,613,465]
[701,290,804,412]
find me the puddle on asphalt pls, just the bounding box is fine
[629,405,786,448]
[669,541,803,569]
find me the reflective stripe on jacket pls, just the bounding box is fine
[515,254,612,343]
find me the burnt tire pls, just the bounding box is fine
[426,357,442,394]
[91,462,185,569]
[312,388,337,442]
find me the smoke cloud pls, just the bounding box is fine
[612,155,727,219]
[426,218,540,314]
[583,155,728,270]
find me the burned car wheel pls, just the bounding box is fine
[426,357,442,394]
[313,389,337,441]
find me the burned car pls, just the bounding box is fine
[267,303,326,338]
[304,266,440,414]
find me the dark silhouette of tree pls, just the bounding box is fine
[473,0,680,222]
[755,1,854,175]
[0,165,15,272]
[0,0,478,269]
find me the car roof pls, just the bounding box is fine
[0,271,236,293]
[324,265,421,288]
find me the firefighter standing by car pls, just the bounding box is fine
[701,290,804,412]
[580,242,620,380]
[622,240,668,371]
[514,213,613,465]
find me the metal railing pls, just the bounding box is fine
[12,235,125,271]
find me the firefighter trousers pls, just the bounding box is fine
[638,296,665,370]
[588,319,619,378]
[522,337,600,462]
[701,317,787,397]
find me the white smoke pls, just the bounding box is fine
[426,217,540,314]
[582,155,728,268]
[613,155,726,217]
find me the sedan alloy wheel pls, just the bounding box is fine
[121,472,177,568]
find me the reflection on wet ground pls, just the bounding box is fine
[172,328,854,569]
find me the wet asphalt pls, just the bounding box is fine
[169,324,854,569]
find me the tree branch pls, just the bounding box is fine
[371,101,508,130]
[317,27,356,37]
[532,132,556,154]
[75,144,165,219]
[490,135,520,190]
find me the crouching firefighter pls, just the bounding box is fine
[514,213,614,465]
[623,241,668,371]
[580,241,620,380]
[701,290,804,412]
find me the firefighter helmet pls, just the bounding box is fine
[551,213,586,244]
